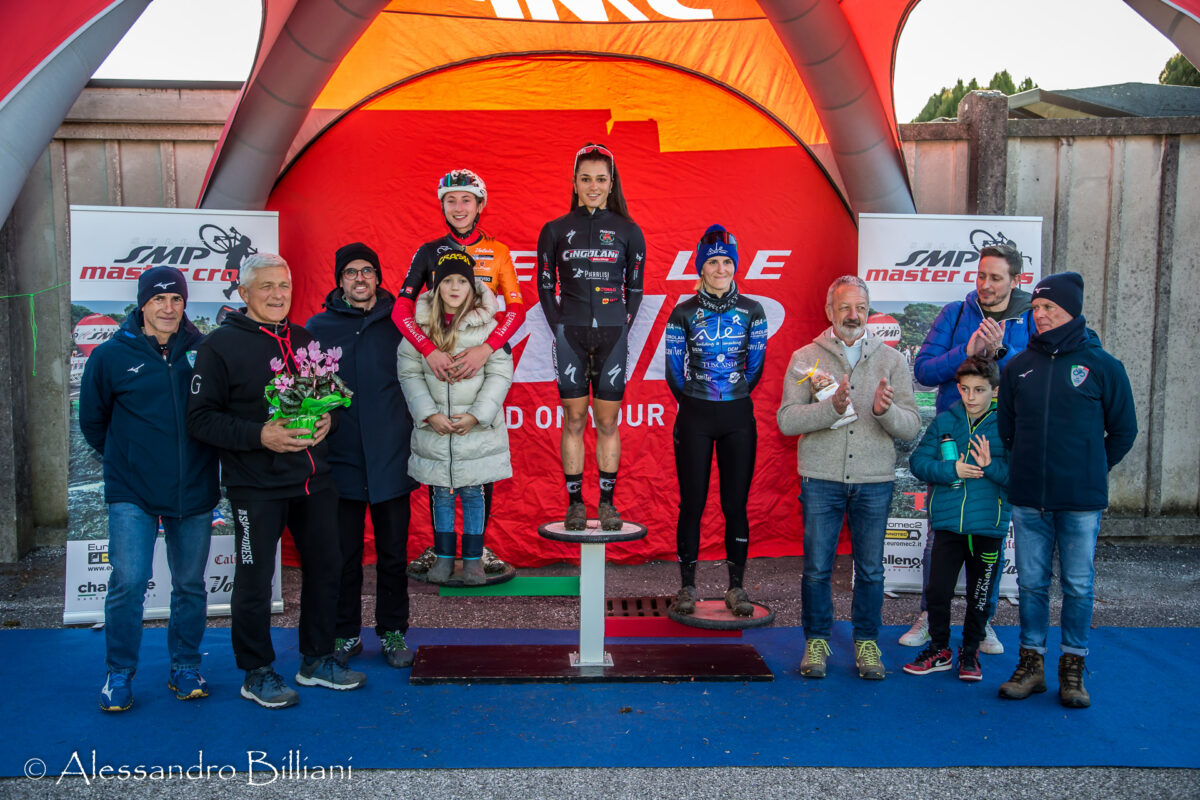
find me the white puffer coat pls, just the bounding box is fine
[396,284,514,489]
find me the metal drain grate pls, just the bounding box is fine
[606,596,674,618]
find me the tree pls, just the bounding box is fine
[911,70,1036,122]
[1160,53,1200,87]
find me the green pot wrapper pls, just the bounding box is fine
[265,392,352,439]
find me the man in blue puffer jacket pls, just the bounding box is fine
[901,243,1034,653]
[996,271,1137,709]
[905,357,1009,683]
[79,266,220,713]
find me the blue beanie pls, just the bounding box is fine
[138,266,188,309]
[1033,271,1084,318]
[694,224,738,275]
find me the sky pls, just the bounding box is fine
[93,0,1184,122]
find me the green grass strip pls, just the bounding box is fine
[439,576,580,597]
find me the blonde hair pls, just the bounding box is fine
[426,280,481,354]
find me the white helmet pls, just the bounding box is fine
[437,169,487,210]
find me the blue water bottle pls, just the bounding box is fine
[940,434,963,488]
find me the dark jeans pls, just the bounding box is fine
[673,397,757,583]
[926,530,1002,652]
[336,494,411,637]
[229,489,340,671]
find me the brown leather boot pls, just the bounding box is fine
[1058,653,1091,708]
[998,647,1047,699]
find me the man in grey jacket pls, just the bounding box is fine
[778,275,921,680]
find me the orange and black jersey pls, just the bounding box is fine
[392,228,525,356]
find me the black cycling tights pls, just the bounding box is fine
[673,397,757,589]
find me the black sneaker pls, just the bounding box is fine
[241,667,298,709]
[334,636,362,665]
[296,655,366,691]
[381,630,415,668]
[958,647,983,682]
[673,586,697,615]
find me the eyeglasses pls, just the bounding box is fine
[699,229,736,247]
[575,144,614,162]
[342,266,376,279]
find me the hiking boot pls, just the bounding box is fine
[426,556,454,584]
[296,655,366,691]
[899,611,930,646]
[99,672,133,712]
[564,501,587,531]
[998,647,1047,700]
[381,630,415,668]
[597,501,623,531]
[958,647,983,682]
[854,640,886,680]
[724,587,754,617]
[241,666,298,709]
[481,546,508,574]
[903,645,952,675]
[334,635,363,665]
[1058,653,1091,708]
[167,667,209,700]
[673,586,697,615]
[409,547,438,574]
[980,623,1005,655]
[800,638,831,678]
[461,559,486,586]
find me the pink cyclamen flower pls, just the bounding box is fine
[307,341,322,360]
[269,357,285,373]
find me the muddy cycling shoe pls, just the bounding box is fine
[597,501,623,531]
[481,546,509,574]
[564,502,588,531]
[724,587,754,617]
[408,547,437,574]
[674,586,698,615]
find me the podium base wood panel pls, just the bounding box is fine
[409,643,773,684]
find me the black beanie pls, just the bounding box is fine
[335,242,382,285]
[1032,271,1084,318]
[138,266,188,309]
[433,250,476,290]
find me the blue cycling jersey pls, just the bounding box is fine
[664,283,768,402]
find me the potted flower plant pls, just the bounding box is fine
[264,341,353,438]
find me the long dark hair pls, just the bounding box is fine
[569,142,632,219]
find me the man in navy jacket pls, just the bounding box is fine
[902,243,1034,653]
[79,266,219,712]
[306,242,419,669]
[996,271,1137,709]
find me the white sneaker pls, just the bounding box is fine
[980,623,1004,655]
[899,611,930,646]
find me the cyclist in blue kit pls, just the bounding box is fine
[537,143,646,531]
[665,225,768,616]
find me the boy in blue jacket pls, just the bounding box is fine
[904,356,1010,682]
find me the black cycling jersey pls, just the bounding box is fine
[537,206,645,328]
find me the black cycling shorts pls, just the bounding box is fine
[552,325,628,402]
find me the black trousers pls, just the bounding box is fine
[673,397,757,584]
[229,488,340,671]
[926,529,1002,652]
[336,494,412,637]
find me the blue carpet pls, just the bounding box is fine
[1,624,1195,776]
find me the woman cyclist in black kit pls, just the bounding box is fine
[537,144,646,531]
[664,225,768,616]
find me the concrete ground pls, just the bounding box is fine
[1,538,1198,798]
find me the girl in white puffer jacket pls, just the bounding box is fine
[397,251,514,585]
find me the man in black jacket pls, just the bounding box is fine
[80,267,219,712]
[307,242,418,669]
[187,253,365,709]
[996,272,1137,709]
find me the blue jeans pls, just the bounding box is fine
[920,530,1007,620]
[1011,506,1103,656]
[430,485,486,559]
[800,478,893,641]
[105,503,212,675]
